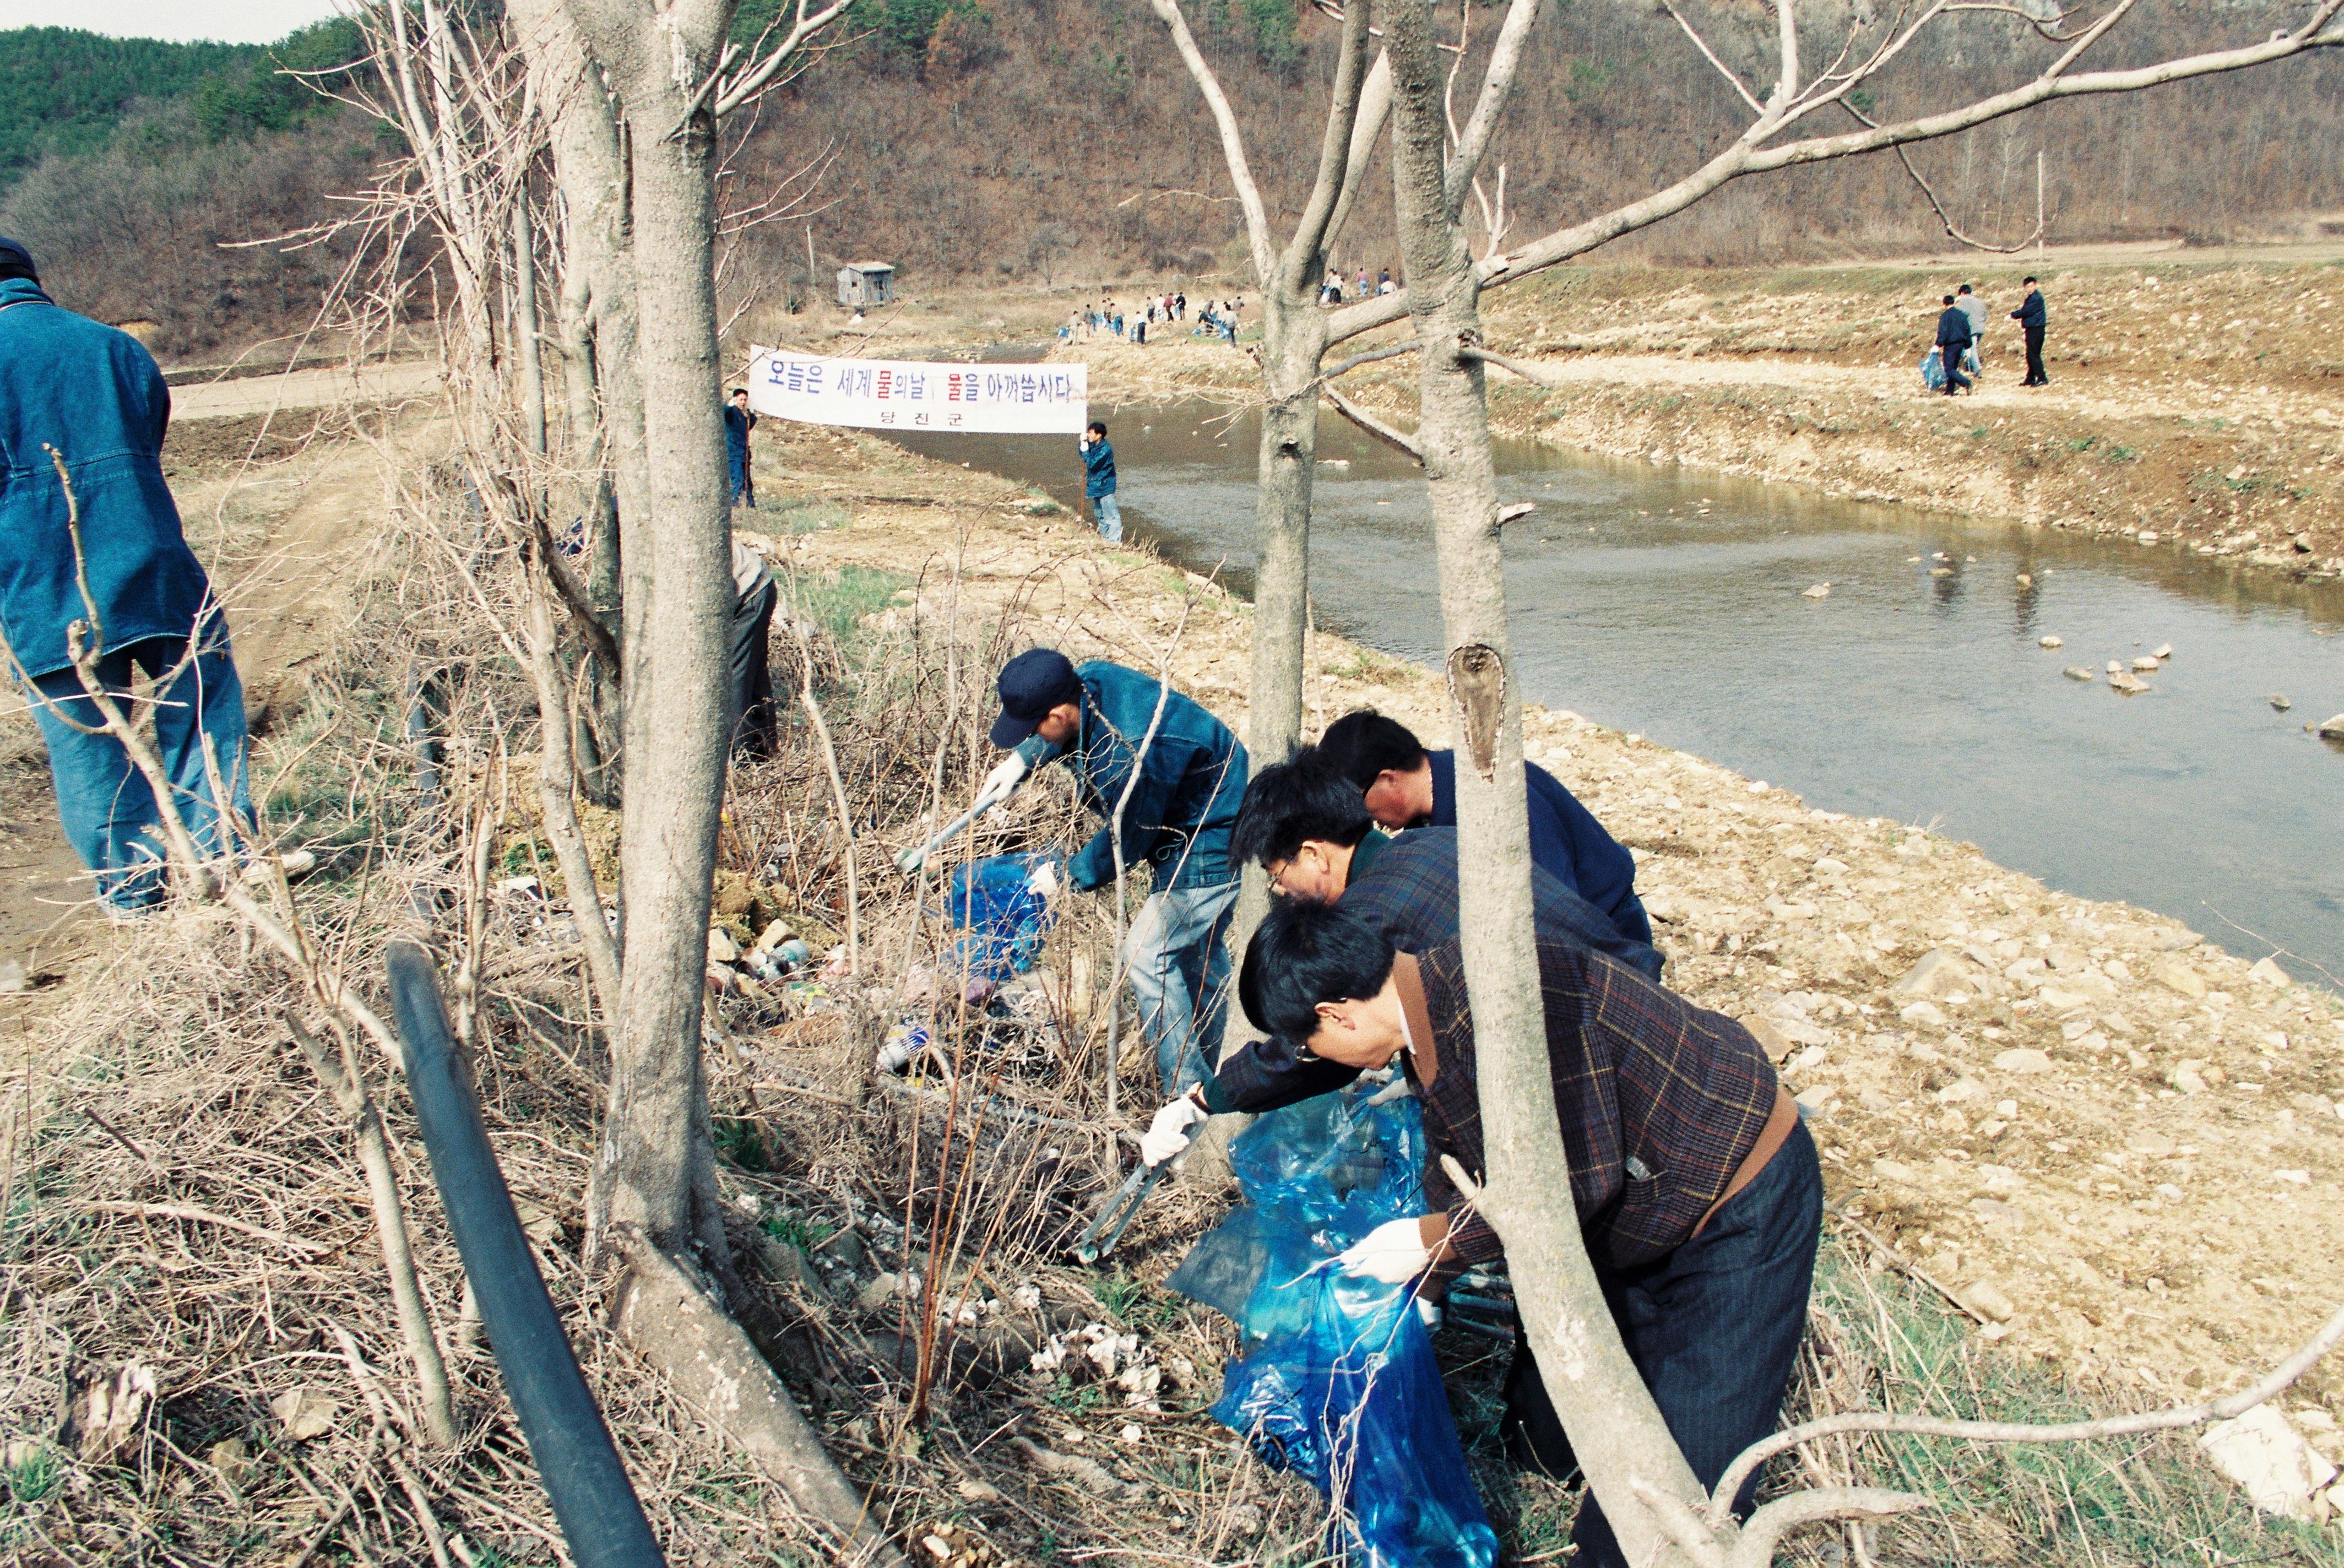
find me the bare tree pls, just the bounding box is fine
[1361,0,2344,1559]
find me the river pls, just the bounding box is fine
[885,400,2344,984]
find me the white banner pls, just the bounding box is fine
[746,347,1087,435]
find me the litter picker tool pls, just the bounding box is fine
[1075,1160,1167,1265]
[896,752,1029,874]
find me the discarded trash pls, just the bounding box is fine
[940,852,1061,989]
[877,1023,932,1075]
[1195,1089,1497,1568]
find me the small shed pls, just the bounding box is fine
[836,261,895,308]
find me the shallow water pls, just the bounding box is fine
[886,400,2344,983]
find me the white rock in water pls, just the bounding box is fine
[2039,634,2063,648]
[2249,956,2292,988]
[2109,672,2150,695]
[2319,714,2344,741]
[2137,530,2159,545]
[2132,656,2161,672]
[2201,1406,2337,1520]
[2269,695,2291,712]
[2064,666,2097,682]
[1803,582,1831,599]
[2106,660,2123,675]
[2153,643,2173,659]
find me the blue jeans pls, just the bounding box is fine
[1091,492,1121,545]
[24,633,253,910]
[1124,877,1238,1095]
[1502,1117,1824,1568]
[729,451,753,507]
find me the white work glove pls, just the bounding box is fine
[979,750,1030,809]
[1338,1217,1433,1284]
[1141,1091,1209,1167]
[1024,859,1061,899]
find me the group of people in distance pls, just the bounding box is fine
[1931,276,2051,393]
[982,645,1821,1568]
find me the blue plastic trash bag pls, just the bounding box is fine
[1919,348,1946,391]
[939,851,1059,987]
[1204,1088,1499,1568]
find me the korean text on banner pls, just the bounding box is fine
[747,348,1088,435]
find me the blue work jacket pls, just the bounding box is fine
[1081,437,1116,499]
[1023,659,1246,892]
[1426,749,1654,949]
[0,278,214,676]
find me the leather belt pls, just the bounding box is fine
[1690,1084,1799,1240]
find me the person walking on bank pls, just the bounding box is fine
[2012,275,2049,386]
[724,386,758,508]
[1934,294,1973,395]
[990,647,1247,1094]
[1202,899,1819,1568]
[1956,283,1988,379]
[0,235,261,913]
[1079,420,1120,543]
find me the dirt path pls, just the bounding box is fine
[740,414,2344,1437]
[167,359,442,419]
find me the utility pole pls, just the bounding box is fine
[805,223,818,310]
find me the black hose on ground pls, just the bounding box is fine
[384,940,665,1568]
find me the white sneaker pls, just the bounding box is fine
[242,849,319,886]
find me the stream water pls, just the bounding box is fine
[885,400,2344,984]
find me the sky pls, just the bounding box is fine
[0,0,341,45]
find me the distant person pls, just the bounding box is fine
[728,536,778,759]
[2011,276,2048,386]
[1175,290,1186,318]
[1934,294,1972,396]
[0,234,262,913]
[1133,315,1147,346]
[1080,420,1120,543]
[1316,708,1654,951]
[1377,269,1395,295]
[724,386,758,508]
[1956,284,1988,378]
[1356,267,1370,296]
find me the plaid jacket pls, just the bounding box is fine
[1202,829,1665,1115]
[1409,934,1779,1273]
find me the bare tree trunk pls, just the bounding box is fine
[1383,3,1710,1562]
[552,0,738,1284]
[513,193,548,458]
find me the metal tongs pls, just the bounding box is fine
[1073,1160,1168,1264]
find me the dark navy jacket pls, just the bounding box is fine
[1023,660,1246,892]
[2010,292,2047,330]
[723,403,756,458]
[1935,305,1974,352]
[1425,750,1653,949]
[0,277,215,676]
[1203,827,1668,1114]
[1081,437,1116,499]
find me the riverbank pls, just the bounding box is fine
[747,413,2344,1426]
[815,247,2344,586]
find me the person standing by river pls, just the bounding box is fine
[1956,284,1988,379]
[2011,276,2049,386]
[1080,420,1120,544]
[1934,294,1973,395]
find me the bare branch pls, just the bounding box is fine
[1662,0,1766,116]
[1726,1488,1933,1568]
[1320,338,1419,384]
[1447,0,1545,208]
[1325,50,1395,252]
[1147,0,1279,284]
[713,0,856,117]
[1322,386,1423,462]
[1282,0,1379,291]
[1710,1298,2344,1531]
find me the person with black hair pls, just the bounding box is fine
[1079,420,1120,542]
[1141,752,1666,1151]
[724,387,758,507]
[1228,899,1817,1568]
[1315,710,1652,950]
[1934,294,1973,395]
[2011,276,2049,386]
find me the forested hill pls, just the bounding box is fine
[3,1,2339,361]
[0,23,361,183]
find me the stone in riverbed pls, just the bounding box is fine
[2153,958,2207,999]
[2039,634,2063,648]
[2270,695,2291,712]
[2065,666,2097,682]
[1958,1280,2017,1323]
[2319,714,2344,741]
[1891,949,1976,999]
[2153,643,2173,659]
[2109,672,2151,695]
[2249,956,2292,989]
[1993,1047,2054,1074]
[1803,582,1831,599]
[2132,656,2161,672]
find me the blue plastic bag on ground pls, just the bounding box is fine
[1205,1087,1499,1568]
[939,852,1057,986]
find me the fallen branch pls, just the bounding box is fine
[1321,386,1422,463]
[84,1202,327,1256]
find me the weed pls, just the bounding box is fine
[714,1115,774,1171]
[2106,444,2139,462]
[2066,436,2098,453]
[1043,1370,1106,1414]
[792,565,913,648]
[761,1211,834,1251]
[4,1444,58,1504]
[1968,426,1989,439]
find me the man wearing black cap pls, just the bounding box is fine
[991,647,1247,1094]
[0,235,259,913]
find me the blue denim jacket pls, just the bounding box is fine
[0,278,215,676]
[1081,437,1116,499]
[1022,659,1246,892]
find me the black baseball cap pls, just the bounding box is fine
[0,236,36,283]
[991,648,1082,747]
